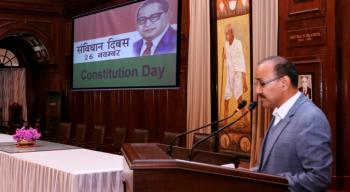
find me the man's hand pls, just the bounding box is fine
[242,72,248,93]
[243,82,248,93]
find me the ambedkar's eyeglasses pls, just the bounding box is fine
[137,12,165,25]
[254,76,283,87]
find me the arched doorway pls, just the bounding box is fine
[0,33,49,133]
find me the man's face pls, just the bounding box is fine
[255,61,284,108]
[225,29,234,43]
[136,3,169,41]
[301,77,308,88]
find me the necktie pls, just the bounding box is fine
[142,41,153,56]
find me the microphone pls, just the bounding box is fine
[167,100,247,156]
[188,101,257,161]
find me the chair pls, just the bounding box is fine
[81,125,106,150]
[193,133,215,151]
[67,123,87,146]
[50,122,72,143]
[8,102,24,128]
[59,122,71,139]
[129,129,149,143]
[99,126,127,154]
[163,131,180,146]
[92,125,106,145]
[113,127,127,152]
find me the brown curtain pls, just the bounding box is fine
[0,68,28,126]
[250,0,278,167]
[186,0,211,148]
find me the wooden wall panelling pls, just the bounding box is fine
[0,9,65,128]
[127,91,143,141]
[168,89,186,128]
[144,90,156,141]
[0,1,62,16]
[286,26,326,48]
[123,90,133,140]
[69,91,82,123]
[113,90,126,138]
[280,20,328,56]
[0,18,17,29]
[0,16,55,63]
[288,0,325,18]
[93,91,101,125]
[324,0,336,148]
[103,92,112,136]
[25,19,52,39]
[122,90,130,129]
[62,0,114,16]
[154,90,169,142]
[0,0,189,146]
[290,57,323,107]
[109,91,117,129]
[279,0,338,189]
[85,92,93,132]
[336,0,350,190]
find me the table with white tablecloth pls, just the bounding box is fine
[0,134,125,192]
[0,133,14,142]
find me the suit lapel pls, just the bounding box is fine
[261,94,308,169]
[261,117,290,168]
[134,39,143,56]
[154,27,171,53]
[258,116,275,171]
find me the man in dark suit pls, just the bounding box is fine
[133,0,177,56]
[253,56,332,191]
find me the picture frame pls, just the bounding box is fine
[291,56,322,106]
[298,74,313,101]
[210,0,252,156]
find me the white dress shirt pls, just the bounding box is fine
[272,91,301,126]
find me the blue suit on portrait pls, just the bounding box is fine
[133,26,177,56]
[259,94,332,192]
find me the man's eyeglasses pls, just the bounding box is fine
[254,76,283,87]
[137,12,165,25]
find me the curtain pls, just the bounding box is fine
[0,68,28,126]
[250,0,278,167]
[186,0,211,147]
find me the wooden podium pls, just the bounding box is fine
[121,143,288,192]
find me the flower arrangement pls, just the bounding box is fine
[13,127,41,145]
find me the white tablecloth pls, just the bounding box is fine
[0,134,125,192]
[0,133,14,142]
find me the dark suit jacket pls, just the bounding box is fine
[133,26,177,56]
[259,94,332,191]
[298,87,312,99]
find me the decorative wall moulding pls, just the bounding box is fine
[288,0,325,18]
[286,27,326,48]
[288,56,324,107]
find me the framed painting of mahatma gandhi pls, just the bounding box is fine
[211,0,252,156]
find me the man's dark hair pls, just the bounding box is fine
[259,56,299,88]
[137,0,169,17]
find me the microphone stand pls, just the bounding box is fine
[167,101,246,156]
[188,101,257,161]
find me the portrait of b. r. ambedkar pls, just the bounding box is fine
[133,0,177,56]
